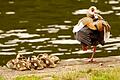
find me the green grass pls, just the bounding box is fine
[15,75,42,80]
[90,68,120,80]
[14,67,120,80]
[0,76,5,80]
[52,67,120,80]
[52,70,88,80]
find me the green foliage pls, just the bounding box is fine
[15,75,42,80]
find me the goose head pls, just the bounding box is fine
[87,6,98,18]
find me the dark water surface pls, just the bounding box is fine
[0,0,120,66]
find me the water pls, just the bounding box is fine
[0,0,120,66]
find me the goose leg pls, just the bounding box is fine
[88,46,96,62]
[82,43,88,51]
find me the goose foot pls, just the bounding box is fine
[87,58,96,63]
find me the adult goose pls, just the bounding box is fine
[73,6,111,62]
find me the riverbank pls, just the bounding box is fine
[1,56,120,80]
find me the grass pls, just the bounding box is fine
[52,67,120,80]
[52,70,87,80]
[14,67,120,80]
[15,75,42,80]
[90,68,120,80]
[0,76,5,80]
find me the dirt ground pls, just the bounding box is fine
[1,56,120,80]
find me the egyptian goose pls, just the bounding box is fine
[73,6,111,62]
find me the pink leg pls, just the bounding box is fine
[82,44,88,51]
[88,46,96,62]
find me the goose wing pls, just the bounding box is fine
[94,20,111,43]
[102,21,111,42]
[73,17,97,33]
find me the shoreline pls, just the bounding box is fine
[1,56,120,80]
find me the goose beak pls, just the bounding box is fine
[94,14,98,19]
[94,10,100,14]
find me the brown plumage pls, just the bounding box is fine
[73,6,111,62]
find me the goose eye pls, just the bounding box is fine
[91,8,94,12]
